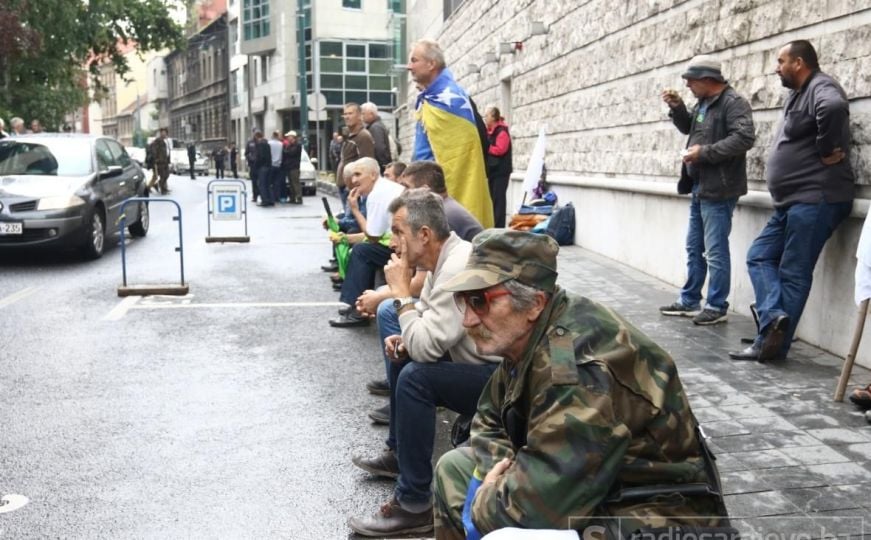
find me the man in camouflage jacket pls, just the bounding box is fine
[433,230,727,539]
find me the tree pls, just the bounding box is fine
[0,0,184,130]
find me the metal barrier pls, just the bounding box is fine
[206,178,250,243]
[117,197,189,297]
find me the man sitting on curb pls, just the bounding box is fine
[356,161,484,401]
[330,157,404,327]
[433,230,730,539]
[348,190,500,538]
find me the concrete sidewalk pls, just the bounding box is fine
[556,245,871,538]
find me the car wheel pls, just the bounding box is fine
[81,209,106,260]
[129,200,149,238]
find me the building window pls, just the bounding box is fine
[317,40,396,108]
[343,0,361,8]
[261,54,269,83]
[242,0,270,41]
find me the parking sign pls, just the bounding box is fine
[212,185,242,221]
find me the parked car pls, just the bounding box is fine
[125,146,146,168]
[300,148,317,196]
[169,145,209,176]
[0,134,150,259]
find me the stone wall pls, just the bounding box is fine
[402,0,871,365]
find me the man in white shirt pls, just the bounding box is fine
[330,157,405,327]
[267,131,284,204]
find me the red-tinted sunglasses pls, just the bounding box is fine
[454,287,512,316]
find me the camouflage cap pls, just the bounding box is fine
[442,229,559,293]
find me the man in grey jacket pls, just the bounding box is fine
[660,55,756,325]
[348,189,500,538]
[362,102,392,173]
[730,40,854,362]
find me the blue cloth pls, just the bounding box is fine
[337,197,366,234]
[338,242,392,306]
[461,474,484,540]
[747,200,851,355]
[678,192,738,312]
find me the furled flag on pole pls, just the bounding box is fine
[522,125,547,200]
[856,206,871,305]
[413,69,494,228]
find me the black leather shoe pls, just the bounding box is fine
[329,310,369,328]
[348,498,433,537]
[759,315,789,362]
[338,305,351,316]
[352,449,399,478]
[332,281,343,291]
[366,379,390,397]
[729,342,763,361]
[330,274,343,284]
[368,404,390,425]
[321,262,339,272]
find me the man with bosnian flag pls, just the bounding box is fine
[408,39,495,229]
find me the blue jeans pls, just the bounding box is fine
[339,242,392,305]
[747,200,852,355]
[389,357,498,510]
[679,194,737,312]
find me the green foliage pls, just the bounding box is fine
[0,0,183,130]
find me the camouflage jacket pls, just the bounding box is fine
[469,288,719,532]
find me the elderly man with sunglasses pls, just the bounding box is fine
[432,230,731,539]
[348,189,501,538]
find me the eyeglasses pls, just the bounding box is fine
[454,287,512,316]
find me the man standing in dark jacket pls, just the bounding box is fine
[659,55,755,326]
[245,133,259,202]
[283,131,303,204]
[730,40,854,362]
[362,102,392,172]
[254,130,274,207]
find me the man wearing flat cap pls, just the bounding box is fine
[432,230,731,539]
[659,54,755,326]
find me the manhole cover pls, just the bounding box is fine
[0,494,29,514]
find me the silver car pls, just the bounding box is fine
[0,134,150,259]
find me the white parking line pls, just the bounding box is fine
[130,301,344,310]
[0,286,39,309]
[103,295,141,321]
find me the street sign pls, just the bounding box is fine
[307,92,327,112]
[213,185,242,221]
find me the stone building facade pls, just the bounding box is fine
[401,0,871,366]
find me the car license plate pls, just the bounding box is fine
[0,222,23,235]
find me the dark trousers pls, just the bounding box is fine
[488,173,510,228]
[338,242,392,305]
[188,158,195,179]
[215,165,224,179]
[230,160,238,178]
[288,169,301,202]
[247,161,259,200]
[257,165,274,204]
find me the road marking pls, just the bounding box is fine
[129,301,344,310]
[103,295,141,321]
[0,287,39,309]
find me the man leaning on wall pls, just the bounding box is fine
[729,40,855,363]
[659,55,755,326]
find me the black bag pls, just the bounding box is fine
[545,202,575,246]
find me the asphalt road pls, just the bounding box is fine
[0,173,451,539]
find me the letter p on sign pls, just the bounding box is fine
[218,194,236,214]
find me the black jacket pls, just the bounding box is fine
[670,86,755,200]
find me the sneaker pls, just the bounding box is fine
[693,308,728,326]
[368,404,390,425]
[352,449,399,478]
[366,379,390,397]
[659,302,700,317]
[348,497,433,537]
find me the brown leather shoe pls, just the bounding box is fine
[348,498,433,537]
[850,384,871,409]
[352,449,398,479]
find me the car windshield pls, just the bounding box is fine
[0,139,93,176]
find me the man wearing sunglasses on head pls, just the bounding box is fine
[349,189,501,538]
[432,230,731,539]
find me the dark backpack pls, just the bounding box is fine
[545,202,575,246]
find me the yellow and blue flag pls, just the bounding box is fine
[413,70,494,228]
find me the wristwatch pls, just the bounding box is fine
[393,296,414,311]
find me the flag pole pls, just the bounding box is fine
[835,298,870,402]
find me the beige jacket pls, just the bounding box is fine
[398,233,501,365]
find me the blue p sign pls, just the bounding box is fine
[218,194,236,214]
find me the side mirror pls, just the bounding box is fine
[100,165,124,179]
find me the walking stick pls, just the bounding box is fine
[834,298,870,402]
